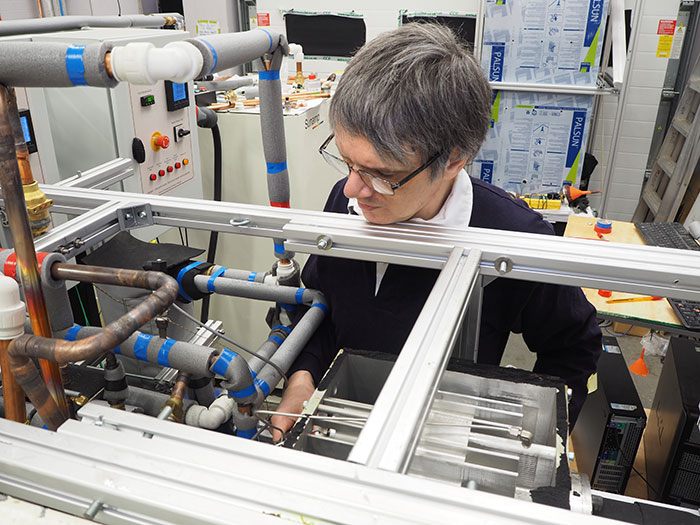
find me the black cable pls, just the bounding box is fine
[178,227,185,245]
[200,124,222,323]
[613,429,659,497]
[170,303,288,389]
[116,0,121,15]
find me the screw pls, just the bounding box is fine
[316,235,332,250]
[84,500,103,519]
[73,238,85,247]
[124,212,133,221]
[137,210,147,219]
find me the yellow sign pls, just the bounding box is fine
[657,35,673,58]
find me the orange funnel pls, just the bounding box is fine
[629,348,649,376]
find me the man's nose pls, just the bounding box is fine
[344,169,374,199]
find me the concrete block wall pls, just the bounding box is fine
[587,0,681,220]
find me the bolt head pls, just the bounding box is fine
[124,213,133,221]
[138,211,147,219]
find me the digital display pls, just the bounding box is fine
[172,83,186,102]
[164,80,189,111]
[20,115,31,143]
[18,110,37,153]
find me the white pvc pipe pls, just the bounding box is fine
[110,41,204,85]
[185,394,236,429]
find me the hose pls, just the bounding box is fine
[200,124,223,323]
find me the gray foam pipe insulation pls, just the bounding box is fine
[192,274,328,406]
[0,14,180,37]
[54,325,256,398]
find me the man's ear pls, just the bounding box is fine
[443,150,467,182]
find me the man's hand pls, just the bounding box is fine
[270,370,315,442]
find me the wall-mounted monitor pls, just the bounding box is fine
[284,11,366,57]
[400,12,477,50]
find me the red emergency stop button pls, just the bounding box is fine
[155,135,170,149]
[167,165,174,173]
[175,162,181,169]
[150,174,157,181]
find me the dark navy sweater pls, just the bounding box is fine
[289,177,601,425]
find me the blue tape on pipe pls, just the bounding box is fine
[278,303,295,311]
[113,346,121,355]
[274,242,285,255]
[157,338,176,367]
[134,333,153,361]
[201,39,218,74]
[237,427,257,439]
[255,377,271,397]
[231,383,257,399]
[258,69,280,81]
[266,161,287,174]
[272,325,291,334]
[268,335,284,346]
[248,271,257,282]
[258,29,274,53]
[65,45,87,86]
[212,348,237,377]
[312,302,328,313]
[176,261,204,302]
[64,325,82,341]
[295,288,305,304]
[207,266,226,292]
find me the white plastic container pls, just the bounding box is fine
[306,74,321,93]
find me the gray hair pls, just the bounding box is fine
[329,23,492,179]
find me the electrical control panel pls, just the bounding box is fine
[128,81,195,195]
[26,28,203,200]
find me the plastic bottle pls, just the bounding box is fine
[306,73,321,93]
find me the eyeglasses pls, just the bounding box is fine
[318,134,441,196]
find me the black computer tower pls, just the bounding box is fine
[571,337,647,493]
[645,337,700,506]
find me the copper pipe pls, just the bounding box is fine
[170,372,190,401]
[0,339,26,423]
[0,85,67,417]
[37,0,44,18]
[8,263,179,430]
[104,51,114,80]
[8,97,35,186]
[163,371,190,423]
[7,91,53,236]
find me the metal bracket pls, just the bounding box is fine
[117,204,153,230]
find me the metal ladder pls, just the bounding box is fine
[633,54,700,222]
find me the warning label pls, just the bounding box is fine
[258,12,270,26]
[657,19,676,35]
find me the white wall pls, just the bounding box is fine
[255,0,480,77]
[0,0,39,19]
[577,0,681,220]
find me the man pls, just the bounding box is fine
[271,23,601,438]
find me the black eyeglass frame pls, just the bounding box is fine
[318,133,441,195]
